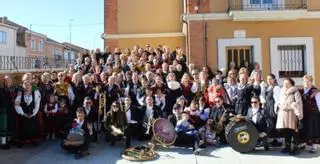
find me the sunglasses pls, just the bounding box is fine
[251,101,259,104]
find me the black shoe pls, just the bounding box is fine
[110,142,115,146]
[271,140,282,147]
[289,147,300,156]
[75,151,82,160]
[31,142,38,146]
[17,142,24,148]
[126,141,131,148]
[92,136,98,143]
[199,142,206,149]
[264,145,270,151]
[281,147,290,153]
[1,144,10,149]
[75,153,81,160]
[75,151,89,159]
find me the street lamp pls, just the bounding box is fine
[69,19,74,45]
[69,19,74,64]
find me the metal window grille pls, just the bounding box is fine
[229,0,307,10]
[278,45,305,78]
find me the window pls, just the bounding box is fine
[55,48,59,55]
[38,40,44,52]
[250,0,273,4]
[0,31,7,44]
[278,45,305,78]
[263,0,273,3]
[226,46,252,69]
[246,0,275,10]
[31,38,35,50]
[52,48,55,58]
[250,0,261,4]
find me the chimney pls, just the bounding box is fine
[2,16,7,24]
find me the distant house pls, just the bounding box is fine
[0,16,26,57]
[25,30,47,58]
[0,16,89,70]
[46,38,64,62]
[62,42,88,63]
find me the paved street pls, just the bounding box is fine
[1,139,320,164]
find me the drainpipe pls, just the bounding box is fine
[203,21,207,66]
[183,0,189,65]
[182,20,189,65]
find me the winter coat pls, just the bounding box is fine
[275,86,303,130]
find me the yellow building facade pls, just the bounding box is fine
[104,0,185,50]
[105,0,320,86]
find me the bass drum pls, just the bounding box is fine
[152,118,177,146]
[225,120,258,153]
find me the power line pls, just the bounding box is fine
[31,22,103,28]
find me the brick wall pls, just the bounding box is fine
[187,0,210,14]
[0,69,65,87]
[25,33,47,57]
[104,0,118,50]
[46,42,64,60]
[105,40,118,52]
[188,21,205,69]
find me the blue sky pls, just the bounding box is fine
[0,0,104,50]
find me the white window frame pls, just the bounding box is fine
[270,37,314,85]
[217,38,262,70]
[0,31,7,44]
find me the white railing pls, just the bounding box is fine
[0,56,73,73]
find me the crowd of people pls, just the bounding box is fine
[0,44,319,159]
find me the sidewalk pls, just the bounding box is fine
[1,140,320,164]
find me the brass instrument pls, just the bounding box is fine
[98,86,107,123]
[144,113,154,135]
[97,85,107,142]
[214,107,228,133]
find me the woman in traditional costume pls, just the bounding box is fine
[299,75,320,153]
[0,75,16,149]
[14,80,42,146]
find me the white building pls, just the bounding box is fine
[0,22,26,57]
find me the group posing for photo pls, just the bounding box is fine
[0,45,319,159]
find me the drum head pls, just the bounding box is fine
[225,121,258,153]
[152,118,177,146]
